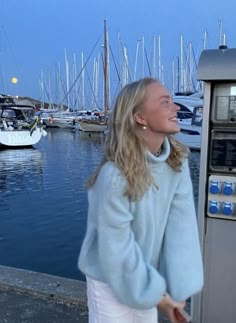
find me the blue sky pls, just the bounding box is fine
[0,0,235,106]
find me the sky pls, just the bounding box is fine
[0,0,235,108]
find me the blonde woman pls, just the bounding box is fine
[78,77,203,323]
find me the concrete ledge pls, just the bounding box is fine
[0,265,87,307]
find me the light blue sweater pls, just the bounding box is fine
[78,138,203,309]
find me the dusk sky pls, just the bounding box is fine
[0,0,235,107]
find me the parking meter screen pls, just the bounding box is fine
[211,138,236,168]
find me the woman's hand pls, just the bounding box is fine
[157,293,187,323]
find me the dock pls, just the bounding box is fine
[0,265,88,322]
[0,265,187,322]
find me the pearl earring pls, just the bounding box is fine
[142,125,147,130]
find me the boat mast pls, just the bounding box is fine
[40,69,44,109]
[134,39,140,81]
[103,20,109,114]
[180,35,184,93]
[64,49,70,109]
[152,35,156,78]
[171,58,175,95]
[142,35,145,77]
[158,35,161,81]
[81,51,85,109]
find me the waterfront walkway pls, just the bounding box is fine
[0,265,182,322]
[0,265,88,323]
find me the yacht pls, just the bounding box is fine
[173,94,203,150]
[0,103,47,148]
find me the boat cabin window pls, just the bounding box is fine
[22,109,34,119]
[192,107,203,126]
[175,103,193,119]
[0,109,16,119]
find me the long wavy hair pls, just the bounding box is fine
[86,77,188,200]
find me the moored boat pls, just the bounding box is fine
[79,118,108,132]
[173,94,203,150]
[174,123,202,150]
[0,104,47,148]
[79,20,109,133]
[173,93,203,127]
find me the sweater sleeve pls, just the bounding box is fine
[94,163,166,309]
[159,159,204,302]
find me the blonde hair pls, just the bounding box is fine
[86,77,188,200]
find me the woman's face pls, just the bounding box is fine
[140,82,180,135]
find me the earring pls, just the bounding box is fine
[142,125,147,130]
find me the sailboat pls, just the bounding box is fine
[79,20,109,133]
[79,117,108,132]
[0,98,47,148]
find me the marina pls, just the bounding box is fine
[0,128,200,282]
[0,1,235,321]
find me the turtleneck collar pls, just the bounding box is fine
[146,137,170,164]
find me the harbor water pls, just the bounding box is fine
[0,128,200,281]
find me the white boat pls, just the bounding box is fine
[173,94,203,126]
[0,104,47,148]
[41,110,88,129]
[174,123,202,150]
[173,94,203,150]
[37,109,58,128]
[50,116,78,129]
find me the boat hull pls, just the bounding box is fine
[174,125,201,150]
[0,127,47,147]
[79,121,107,132]
[52,118,77,129]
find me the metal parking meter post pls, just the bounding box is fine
[192,47,236,323]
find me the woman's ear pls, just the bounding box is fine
[134,112,146,126]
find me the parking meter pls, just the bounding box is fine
[192,47,236,323]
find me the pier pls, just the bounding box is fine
[0,265,88,322]
[0,265,190,322]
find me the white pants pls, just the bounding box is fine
[86,276,158,323]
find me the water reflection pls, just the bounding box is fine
[0,148,43,193]
[78,131,105,145]
[0,129,105,280]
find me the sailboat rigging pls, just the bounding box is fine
[79,20,109,132]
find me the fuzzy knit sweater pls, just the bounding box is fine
[78,137,203,309]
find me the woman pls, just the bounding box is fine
[78,77,203,323]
